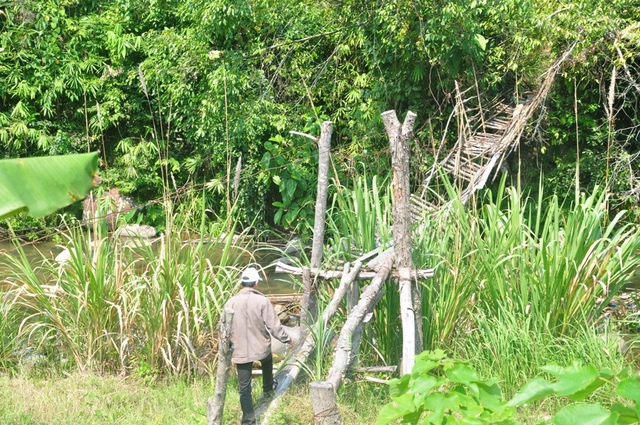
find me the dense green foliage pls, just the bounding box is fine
[1,1,640,422]
[376,350,640,425]
[1,0,639,233]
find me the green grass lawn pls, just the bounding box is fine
[0,371,385,424]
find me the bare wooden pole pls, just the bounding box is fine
[275,260,433,281]
[232,156,242,203]
[310,121,332,269]
[298,121,332,327]
[382,109,420,375]
[207,307,234,425]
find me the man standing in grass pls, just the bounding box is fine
[226,266,292,425]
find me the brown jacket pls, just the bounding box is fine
[226,287,291,364]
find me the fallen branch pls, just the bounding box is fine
[362,376,391,385]
[352,366,397,374]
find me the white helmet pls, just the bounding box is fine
[241,267,262,285]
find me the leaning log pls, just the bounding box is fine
[308,256,393,424]
[207,307,234,425]
[325,255,393,391]
[259,262,362,424]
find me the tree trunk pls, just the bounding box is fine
[207,307,234,425]
[382,109,420,375]
[310,382,342,425]
[310,121,332,269]
[302,121,332,326]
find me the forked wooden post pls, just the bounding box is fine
[207,307,234,425]
[381,109,420,375]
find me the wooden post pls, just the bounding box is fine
[300,267,316,329]
[310,120,332,270]
[207,307,234,425]
[310,382,342,425]
[382,109,419,375]
[297,121,332,327]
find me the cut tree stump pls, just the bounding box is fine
[310,382,342,425]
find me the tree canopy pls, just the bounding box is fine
[1,0,639,232]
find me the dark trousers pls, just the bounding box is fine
[236,353,273,425]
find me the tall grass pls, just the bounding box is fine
[453,310,631,394]
[326,174,393,262]
[325,174,399,364]
[0,293,22,370]
[414,176,640,352]
[1,203,251,375]
[413,193,481,349]
[296,314,337,381]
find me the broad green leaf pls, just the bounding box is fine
[375,404,405,425]
[616,378,640,403]
[569,378,606,401]
[474,34,488,51]
[423,393,446,423]
[410,374,440,396]
[0,153,98,220]
[285,179,297,198]
[610,403,639,425]
[376,393,416,425]
[389,374,411,398]
[553,404,617,425]
[507,377,554,406]
[477,381,504,411]
[446,363,479,385]
[541,364,599,397]
[412,358,439,376]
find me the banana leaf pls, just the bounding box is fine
[0,153,99,220]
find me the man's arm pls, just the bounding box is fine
[263,301,292,344]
